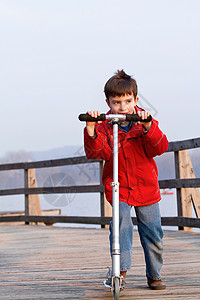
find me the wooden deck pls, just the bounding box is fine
[0,225,199,299]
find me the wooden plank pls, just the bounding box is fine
[0,209,61,217]
[28,168,42,216]
[159,178,200,189]
[179,150,200,218]
[25,156,102,169]
[0,162,25,171]
[0,156,102,171]
[162,216,200,228]
[0,209,61,225]
[99,160,112,229]
[0,184,104,196]
[0,215,199,228]
[103,197,112,229]
[99,160,105,229]
[179,150,192,231]
[24,168,29,222]
[167,137,200,152]
[178,150,200,231]
[0,225,199,299]
[0,215,113,224]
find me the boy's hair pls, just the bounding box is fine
[104,69,138,100]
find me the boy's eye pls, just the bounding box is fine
[112,99,132,105]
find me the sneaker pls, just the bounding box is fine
[104,267,112,288]
[104,267,126,290]
[120,271,127,290]
[147,278,166,290]
[120,278,126,290]
[104,277,125,290]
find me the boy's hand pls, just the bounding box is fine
[134,109,152,132]
[86,111,101,138]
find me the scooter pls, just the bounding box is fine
[79,113,152,300]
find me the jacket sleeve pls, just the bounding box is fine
[142,119,169,158]
[84,124,112,161]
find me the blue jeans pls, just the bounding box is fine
[109,201,164,280]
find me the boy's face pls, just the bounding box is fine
[106,93,138,115]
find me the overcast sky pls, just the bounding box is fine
[0,0,199,157]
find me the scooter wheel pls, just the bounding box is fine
[113,277,120,300]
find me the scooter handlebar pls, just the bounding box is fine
[78,113,106,122]
[78,113,152,123]
[126,114,152,122]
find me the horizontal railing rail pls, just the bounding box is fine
[0,156,101,171]
[0,185,104,196]
[0,215,200,229]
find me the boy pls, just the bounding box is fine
[83,70,168,290]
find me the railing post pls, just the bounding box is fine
[174,151,183,230]
[24,168,29,225]
[99,160,112,229]
[99,161,105,228]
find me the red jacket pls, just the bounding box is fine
[84,108,169,206]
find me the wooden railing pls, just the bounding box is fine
[0,137,200,229]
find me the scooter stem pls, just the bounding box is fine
[111,121,120,278]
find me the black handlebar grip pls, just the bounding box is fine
[78,113,106,122]
[126,114,152,123]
